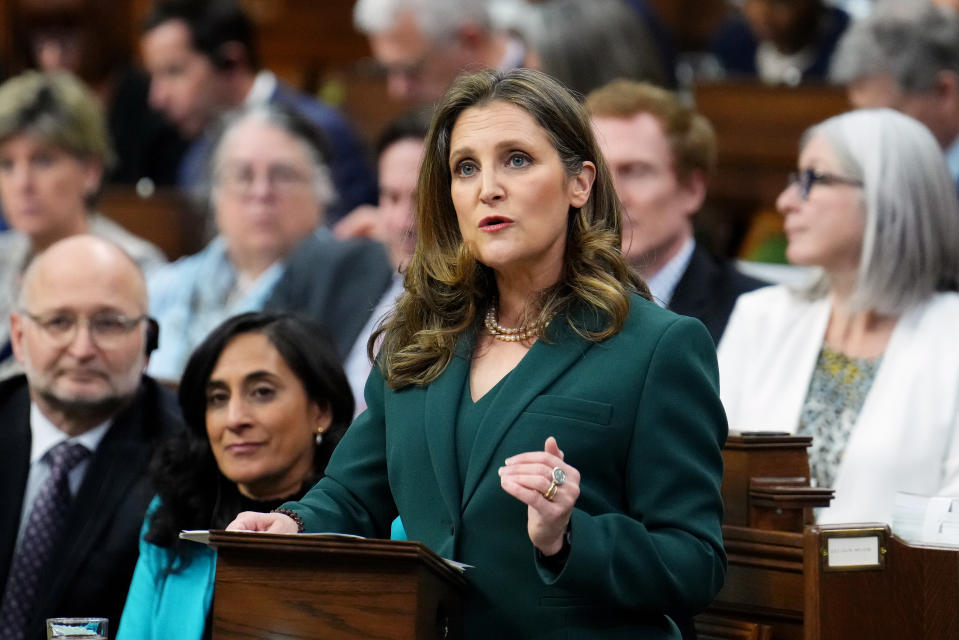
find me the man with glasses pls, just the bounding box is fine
[0,235,183,640]
[147,104,392,381]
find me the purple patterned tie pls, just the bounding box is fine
[0,441,90,640]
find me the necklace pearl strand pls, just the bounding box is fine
[484,304,551,342]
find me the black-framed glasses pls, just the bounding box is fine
[21,310,152,349]
[787,168,863,201]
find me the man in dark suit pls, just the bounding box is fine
[587,80,766,344]
[0,235,182,640]
[140,0,376,221]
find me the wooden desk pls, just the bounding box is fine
[702,433,959,639]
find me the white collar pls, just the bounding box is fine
[646,237,695,308]
[245,70,278,107]
[29,402,112,465]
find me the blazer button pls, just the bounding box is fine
[449,525,455,535]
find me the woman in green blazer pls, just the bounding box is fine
[229,68,727,639]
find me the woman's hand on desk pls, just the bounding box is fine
[499,437,580,556]
[226,511,300,533]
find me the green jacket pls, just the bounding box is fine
[285,295,727,639]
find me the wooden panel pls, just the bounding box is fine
[645,0,730,51]
[211,532,466,640]
[98,185,205,261]
[804,526,959,640]
[694,82,849,256]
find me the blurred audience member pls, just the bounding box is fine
[587,80,765,343]
[117,312,352,640]
[147,104,391,381]
[8,0,188,186]
[141,0,376,220]
[719,109,959,525]
[0,71,167,377]
[710,0,851,86]
[353,0,526,106]
[831,3,959,186]
[935,0,959,12]
[522,0,670,95]
[0,235,183,640]
[336,111,429,411]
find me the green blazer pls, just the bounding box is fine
[284,294,727,639]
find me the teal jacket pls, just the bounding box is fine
[116,498,216,640]
[282,295,728,639]
[116,504,408,640]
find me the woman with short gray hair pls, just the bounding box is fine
[719,108,959,525]
[0,71,167,377]
[147,102,391,382]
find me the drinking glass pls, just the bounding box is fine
[46,617,108,639]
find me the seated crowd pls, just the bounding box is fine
[0,1,957,638]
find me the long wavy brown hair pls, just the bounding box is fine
[371,68,648,389]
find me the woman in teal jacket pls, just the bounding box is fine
[229,69,727,638]
[117,312,354,640]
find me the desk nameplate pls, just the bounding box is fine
[819,526,887,572]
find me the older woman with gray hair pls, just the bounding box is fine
[719,108,959,525]
[0,70,166,376]
[147,102,391,381]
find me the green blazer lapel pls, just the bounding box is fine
[460,315,596,509]
[423,333,472,527]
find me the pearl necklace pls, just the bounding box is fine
[484,304,551,342]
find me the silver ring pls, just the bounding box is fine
[551,466,566,486]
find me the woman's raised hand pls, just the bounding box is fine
[498,436,580,556]
[226,511,300,533]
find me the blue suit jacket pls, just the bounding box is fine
[283,295,728,638]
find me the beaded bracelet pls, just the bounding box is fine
[271,507,305,533]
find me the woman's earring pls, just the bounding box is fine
[315,429,324,446]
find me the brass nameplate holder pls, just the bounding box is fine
[819,526,887,572]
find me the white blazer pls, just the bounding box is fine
[718,286,959,525]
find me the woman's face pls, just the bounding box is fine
[213,118,323,268]
[0,132,100,243]
[448,101,594,288]
[777,134,865,275]
[205,331,331,500]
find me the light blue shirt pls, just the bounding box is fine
[146,236,285,381]
[945,135,959,189]
[646,238,695,308]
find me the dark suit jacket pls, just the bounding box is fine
[0,376,183,640]
[669,245,767,344]
[265,229,393,360]
[284,295,728,638]
[709,6,851,82]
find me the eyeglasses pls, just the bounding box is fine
[787,168,864,201]
[217,162,311,197]
[21,310,151,349]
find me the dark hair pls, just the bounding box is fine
[143,0,260,71]
[373,68,647,388]
[374,109,432,159]
[145,312,353,552]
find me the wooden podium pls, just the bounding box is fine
[207,531,467,640]
[699,433,959,640]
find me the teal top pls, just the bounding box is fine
[118,497,410,640]
[116,497,216,640]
